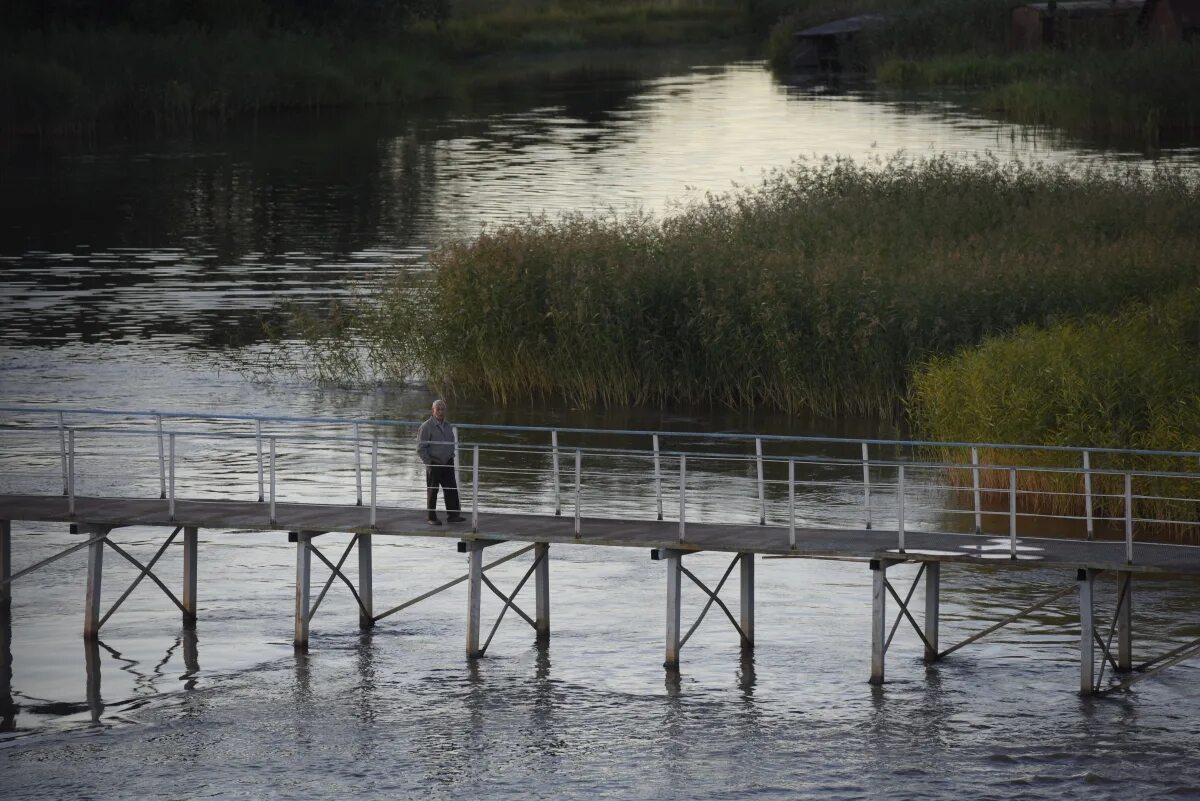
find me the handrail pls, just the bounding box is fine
[1,404,1198,459]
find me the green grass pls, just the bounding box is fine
[293,157,1200,417]
[909,289,1200,533]
[877,45,1200,143]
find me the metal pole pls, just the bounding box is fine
[897,465,905,554]
[183,526,198,627]
[862,442,872,530]
[971,446,981,534]
[1079,568,1095,695]
[1083,450,1094,541]
[1117,571,1133,673]
[756,437,765,526]
[370,435,378,528]
[452,425,461,493]
[58,411,68,496]
[358,532,373,629]
[256,419,264,503]
[740,553,754,649]
[294,532,310,649]
[68,428,76,517]
[574,448,581,539]
[535,542,550,643]
[551,430,561,516]
[679,454,687,543]
[1124,473,1134,564]
[168,433,176,521]
[870,559,886,685]
[788,458,796,550]
[664,549,682,669]
[83,525,104,640]
[466,543,483,659]
[924,561,940,662]
[269,437,276,525]
[0,520,11,609]
[354,423,362,507]
[653,434,663,521]
[157,414,166,499]
[472,445,480,534]
[1009,468,1017,560]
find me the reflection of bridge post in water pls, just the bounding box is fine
[84,639,104,725]
[181,629,200,691]
[1,602,16,731]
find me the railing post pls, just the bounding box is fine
[756,437,765,526]
[256,419,264,503]
[574,448,581,539]
[354,423,362,507]
[67,428,76,517]
[269,437,277,526]
[551,430,561,516]
[370,435,378,528]
[653,434,663,521]
[788,457,796,550]
[1009,468,1018,559]
[862,442,872,530]
[1124,473,1134,564]
[168,433,176,521]
[1083,450,1094,541]
[678,453,687,543]
[897,464,906,554]
[452,425,461,492]
[58,411,68,496]
[157,414,166,500]
[472,445,480,534]
[971,446,981,534]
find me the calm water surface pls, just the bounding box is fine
[2,55,1199,799]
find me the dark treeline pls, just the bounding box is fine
[3,0,450,35]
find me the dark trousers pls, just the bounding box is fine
[426,463,461,517]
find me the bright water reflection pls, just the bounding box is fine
[1,53,1199,799]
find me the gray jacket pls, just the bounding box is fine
[417,417,456,466]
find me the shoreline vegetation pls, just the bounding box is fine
[287,155,1199,405]
[0,0,754,135]
[763,0,1200,145]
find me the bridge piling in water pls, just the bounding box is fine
[1079,568,1096,695]
[358,532,373,630]
[294,531,312,649]
[82,524,108,641]
[0,520,10,609]
[183,525,198,628]
[535,542,550,643]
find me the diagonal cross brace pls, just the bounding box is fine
[1093,575,1132,691]
[1,531,109,587]
[478,549,544,656]
[937,582,1077,660]
[306,535,367,623]
[883,576,936,657]
[883,563,926,654]
[99,526,183,629]
[679,554,747,650]
[104,535,187,617]
[1099,636,1200,695]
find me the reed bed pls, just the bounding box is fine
[300,157,1200,418]
[910,290,1200,534]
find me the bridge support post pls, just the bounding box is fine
[534,542,549,644]
[182,526,198,628]
[358,533,374,630]
[870,559,899,685]
[924,561,940,662]
[1117,571,1133,673]
[740,552,754,649]
[1079,568,1096,695]
[0,521,10,610]
[664,548,682,669]
[465,541,485,659]
[82,524,107,640]
[294,532,311,650]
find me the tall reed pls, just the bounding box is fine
[302,157,1200,418]
[909,290,1200,535]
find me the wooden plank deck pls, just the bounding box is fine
[4,494,1200,577]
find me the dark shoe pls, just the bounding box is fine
[427,517,442,526]
[446,514,467,524]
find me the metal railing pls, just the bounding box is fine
[1,405,1199,561]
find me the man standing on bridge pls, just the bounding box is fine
[417,399,465,525]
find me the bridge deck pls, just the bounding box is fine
[3,494,1200,576]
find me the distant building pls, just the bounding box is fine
[792,14,889,71]
[1140,0,1200,41]
[1010,0,1145,51]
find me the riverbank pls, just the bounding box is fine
[765,0,1200,145]
[287,157,1200,420]
[0,1,752,134]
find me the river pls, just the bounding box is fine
[1,52,1199,799]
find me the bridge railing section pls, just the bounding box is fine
[0,406,1198,557]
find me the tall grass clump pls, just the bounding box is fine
[909,290,1200,535]
[302,157,1200,416]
